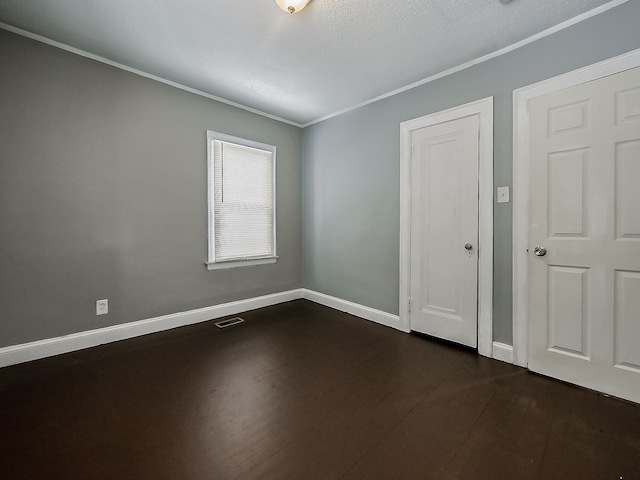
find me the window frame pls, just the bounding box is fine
[206,130,277,270]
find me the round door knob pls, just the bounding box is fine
[464,243,473,250]
[533,246,547,257]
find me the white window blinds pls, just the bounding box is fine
[208,133,276,266]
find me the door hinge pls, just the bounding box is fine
[408,298,412,313]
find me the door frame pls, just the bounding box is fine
[512,48,640,368]
[400,97,494,358]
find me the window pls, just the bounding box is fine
[206,131,276,270]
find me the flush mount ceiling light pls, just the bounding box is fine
[275,0,310,14]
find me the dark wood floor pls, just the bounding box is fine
[1,300,639,479]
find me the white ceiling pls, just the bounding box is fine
[0,0,620,126]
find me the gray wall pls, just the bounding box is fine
[2,2,639,350]
[302,1,640,345]
[0,30,302,347]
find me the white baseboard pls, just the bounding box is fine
[0,288,410,369]
[301,289,403,331]
[492,341,515,364]
[0,289,304,368]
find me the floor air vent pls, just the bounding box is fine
[215,317,245,329]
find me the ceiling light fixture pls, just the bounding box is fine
[275,0,310,14]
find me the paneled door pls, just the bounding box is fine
[410,115,479,348]
[528,66,640,403]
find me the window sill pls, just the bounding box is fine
[205,256,278,271]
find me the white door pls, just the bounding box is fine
[410,115,479,348]
[528,66,640,403]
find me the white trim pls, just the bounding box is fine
[301,289,403,331]
[0,289,402,368]
[206,257,277,270]
[399,97,494,357]
[492,342,514,364]
[0,22,303,128]
[301,0,628,127]
[512,48,640,368]
[0,289,304,368]
[1,0,627,129]
[0,286,518,369]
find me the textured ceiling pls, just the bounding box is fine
[0,0,620,125]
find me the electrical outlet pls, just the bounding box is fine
[497,186,510,204]
[96,299,108,315]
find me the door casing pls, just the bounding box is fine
[400,97,494,358]
[512,48,640,368]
